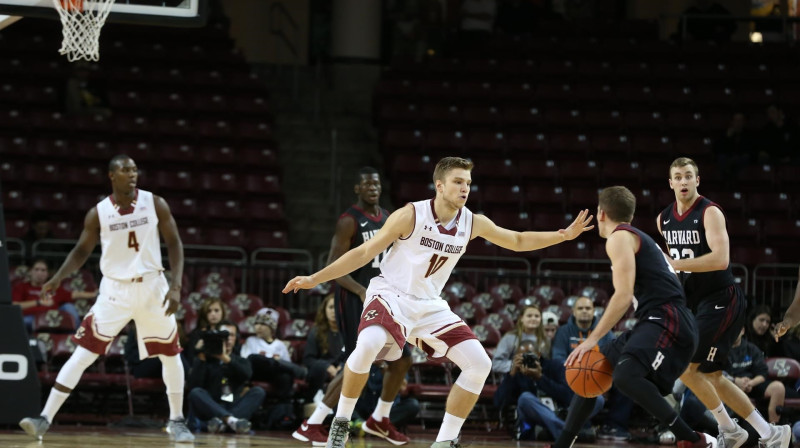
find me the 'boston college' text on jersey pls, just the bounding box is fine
[380,199,473,299]
[658,196,735,304]
[97,189,164,281]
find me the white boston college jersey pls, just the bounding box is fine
[380,199,473,299]
[96,189,163,280]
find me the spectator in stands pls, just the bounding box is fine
[551,296,630,441]
[495,0,539,37]
[747,305,778,356]
[542,310,559,345]
[727,327,786,423]
[354,362,420,432]
[551,296,612,362]
[241,308,306,401]
[458,0,496,49]
[187,320,264,434]
[494,339,602,441]
[64,62,110,116]
[492,305,550,375]
[677,0,736,43]
[713,113,754,183]
[303,293,345,399]
[760,105,797,164]
[12,259,95,334]
[186,298,227,362]
[22,212,53,264]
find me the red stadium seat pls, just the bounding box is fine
[481,313,514,333]
[280,318,313,340]
[517,295,547,310]
[452,302,487,325]
[472,324,501,348]
[489,283,523,302]
[226,294,265,317]
[444,281,477,302]
[471,292,504,313]
[573,285,610,305]
[34,310,76,333]
[528,285,565,305]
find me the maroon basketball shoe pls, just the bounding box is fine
[363,416,409,445]
[292,419,328,447]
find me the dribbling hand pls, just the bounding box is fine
[282,275,318,294]
[559,209,595,241]
[565,339,596,367]
[40,279,59,303]
[773,320,794,341]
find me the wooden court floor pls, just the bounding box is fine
[0,425,655,448]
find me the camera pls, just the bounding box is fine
[201,329,230,356]
[521,352,539,368]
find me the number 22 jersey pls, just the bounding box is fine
[96,189,164,281]
[658,196,735,305]
[380,199,473,300]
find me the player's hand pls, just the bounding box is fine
[282,275,319,293]
[559,209,595,241]
[40,279,59,302]
[162,288,181,316]
[773,319,794,341]
[565,339,596,367]
[39,294,55,307]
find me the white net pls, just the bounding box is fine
[52,0,116,62]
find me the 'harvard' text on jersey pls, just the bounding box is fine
[343,205,389,288]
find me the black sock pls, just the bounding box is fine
[613,356,699,442]
[553,395,597,448]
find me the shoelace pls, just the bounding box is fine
[331,421,348,444]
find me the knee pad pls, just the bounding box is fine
[450,339,491,395]
[158,354,185,394]
[346,325,390,374]
[55,346,99,390]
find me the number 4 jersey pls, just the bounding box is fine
[658,196,735,305]
[97,189,164,281]
[380,199,473,299]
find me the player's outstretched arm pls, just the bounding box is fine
[155,195,184,316]
[327,214,368,300]
[566,231,635,367]
[668,206,729,273]
[42,208,101,297]
[472,209,594,252]
[775,266,800,340]
[283,205,414,294]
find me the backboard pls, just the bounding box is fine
[0,0,208,28]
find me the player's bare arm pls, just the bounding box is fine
[775,266,800,339]
[283,205,414,293]
[668,206,729,273]
[566,231,635,366]
[472,209,594,251]
[41,207,101,297]
[327,214,368,300]
[155,195,184,316]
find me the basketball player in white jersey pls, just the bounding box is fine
[19,155,194,443]
[283,157,595,448]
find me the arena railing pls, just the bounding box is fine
[249,248,314,317]
[752,263,800,310]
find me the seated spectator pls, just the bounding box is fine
[12,259,95,333]
[303,294,345,399]
[727,327,786,423]
[760,105,798,164]
[187,320,264,434]
[354,361,420,433]
[747,305,778,356]
[492,304,550,375]
[542,310,559,345]
[495,340,602,441]
[185,298,227,363]
[678,0,736,43]
[241,308,307,400]
[713,113,754,183]
[552,296,631,442]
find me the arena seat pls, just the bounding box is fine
[481,313,514,334]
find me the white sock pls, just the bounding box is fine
[372,399,394,421]
[335,395,358,420]
[308,403,332,425]
[711,403,736,431]
[226,416,239,429]
[41,389,70,423]
[436,413,465,442]
[167,392,184,421]
[745,409,771,438]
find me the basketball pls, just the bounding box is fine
[565,350,614,398]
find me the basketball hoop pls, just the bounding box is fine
[52,0,115,62]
